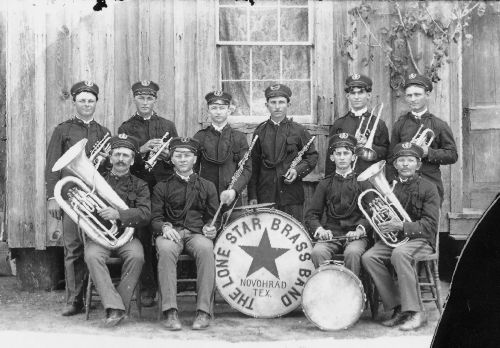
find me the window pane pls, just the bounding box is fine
[282,46,310,79]
[219,0,239,5]
[222,81,250,116]
[219,8,247,41]
[280,8,308,41]
[250,8,278,41]
[285,81,310,115]
[252,46,280,80]
[221,46,250,80]
[281,0,308,5]
[252,81,278,116]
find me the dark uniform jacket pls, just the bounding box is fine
[305,172,371,238]
[118,112,178,188]
[248,118,318,206]
[388,112,458,202]
[326,110,390,176]
[393,174,440,249]
[193,124,251,197]
[104,172,151,233]
[46,117,110,199]
[151,173,219,237]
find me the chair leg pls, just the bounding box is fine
[136,282,142,318]
[85,276,92,320]
[424,262,437,299]
[157,289,163,321]
[432,260,443,313]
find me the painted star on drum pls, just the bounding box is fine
[239,229,290,279]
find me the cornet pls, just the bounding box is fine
[410,124,434,147]
[355,103,384,162]
[146,131,169,161]
[145,137,173,171]
[89,132,111,169]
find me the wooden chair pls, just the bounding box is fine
[85,257,142,320]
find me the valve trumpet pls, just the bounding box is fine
[89,132,111,169]
[146,131,170,161]
[145,137,173,171]
[410,124,434,147]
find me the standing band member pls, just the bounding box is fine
[118,80,178,306]
[362,142,440,331]
[193,90,251,210]
[388,74,457,204]
[84,135,151,327]
[46,81,111,316]
[152,137,219,331]
[248,83,318,222]
[326,74,389,176]
[305,133,371,277]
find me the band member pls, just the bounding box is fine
[84,134,151,327]
[362,142,440,331]
[118,80,178,306]
[325,74,389,176]
[193,90,251,208]
[151,137,218,331]
[305,133,371,277]
[248,84,318,221]
[388,74,458,204]
[46,81,111,316]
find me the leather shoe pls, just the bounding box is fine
[162,309,182,331]
[399,311,427,331]
[104,309,125,328]
[192,310,211,330]
[61,303,84,316]
[141,294,155,308]
[381,306,409,327]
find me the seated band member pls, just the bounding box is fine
[361,142,440,331]
[151,137,219,331]
[84,134,151,327]
[305,133,371,277]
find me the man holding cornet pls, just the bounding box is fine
[361,142,440,331]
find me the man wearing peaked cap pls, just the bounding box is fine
[118,80,179,307]
[388,72,457,204]
[305,132,371,277]
[326,73,390,177]
[248,83,318,222]
[46,80,111,316]
[362,141,440,331]
[168,136,201,153]
[109,133,139,153]
[204,90,232,105]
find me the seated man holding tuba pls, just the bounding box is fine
[304,133,371,277]
[361,142,440,331]
[84,134,151,327]
[151,137,219,331]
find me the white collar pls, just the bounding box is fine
[212,122,228,132]
[176,170,193,182]
[411,108,428,119]
[75,115,94,124]
[350,107,368,117]
[335,168,353,178]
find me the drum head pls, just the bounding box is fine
[302,265,365,330]
[215,209,315,318]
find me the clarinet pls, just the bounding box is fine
[286,135,316,173]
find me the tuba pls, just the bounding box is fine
[357,160,410,248]
[52,139,134,250]
[410,124,435,147]
[355,103,383,162]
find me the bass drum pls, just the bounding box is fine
[302,262,366,330]
[214,207,315,318]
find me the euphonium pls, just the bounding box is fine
[410,124,435,147]
[357,160,410,248]
[52,139,134,250]
[355,103,383,162]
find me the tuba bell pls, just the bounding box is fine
[52,139,134,250]
[357,160,410,248]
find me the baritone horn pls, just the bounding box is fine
[52,139,134,250]
[410,124,434,147]
[355,103,383,162]
[357,160,410,248]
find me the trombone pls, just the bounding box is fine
[410,124,435,147]
[355,103,383,162]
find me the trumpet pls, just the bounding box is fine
[89,133,111,169]
[145,137,173,171]
[147,131,170,161]
[357,160,410,248]
[355,103,383,162]
[410,124,435,147]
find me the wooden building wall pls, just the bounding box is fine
[5,0,462,249]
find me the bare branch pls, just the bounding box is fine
[395,2,422,75]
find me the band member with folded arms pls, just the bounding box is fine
[305,133,371,277]
[118,80,178,306]
[325,74,389,176]
[46,81,111,316]
[84,134,151,327]
[388,74,457,204]
[193,90,251,209]
[362,142,440,331]
[151,137,218,331]
[248,84,318,222]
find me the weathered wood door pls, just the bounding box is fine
[462,5,500,210]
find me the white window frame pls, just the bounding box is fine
[216,0,314,124]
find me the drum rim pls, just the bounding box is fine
[214,208,313,318]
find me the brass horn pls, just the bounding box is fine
[355,103,384,162]
[410,124,435,147]
[52,139,134,250]
[357,160,410,248]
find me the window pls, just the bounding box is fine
[217,0,313,123]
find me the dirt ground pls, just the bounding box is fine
[0,275,448,347]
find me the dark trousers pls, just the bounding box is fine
[137,227,157,297]
[62,214,86,305]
